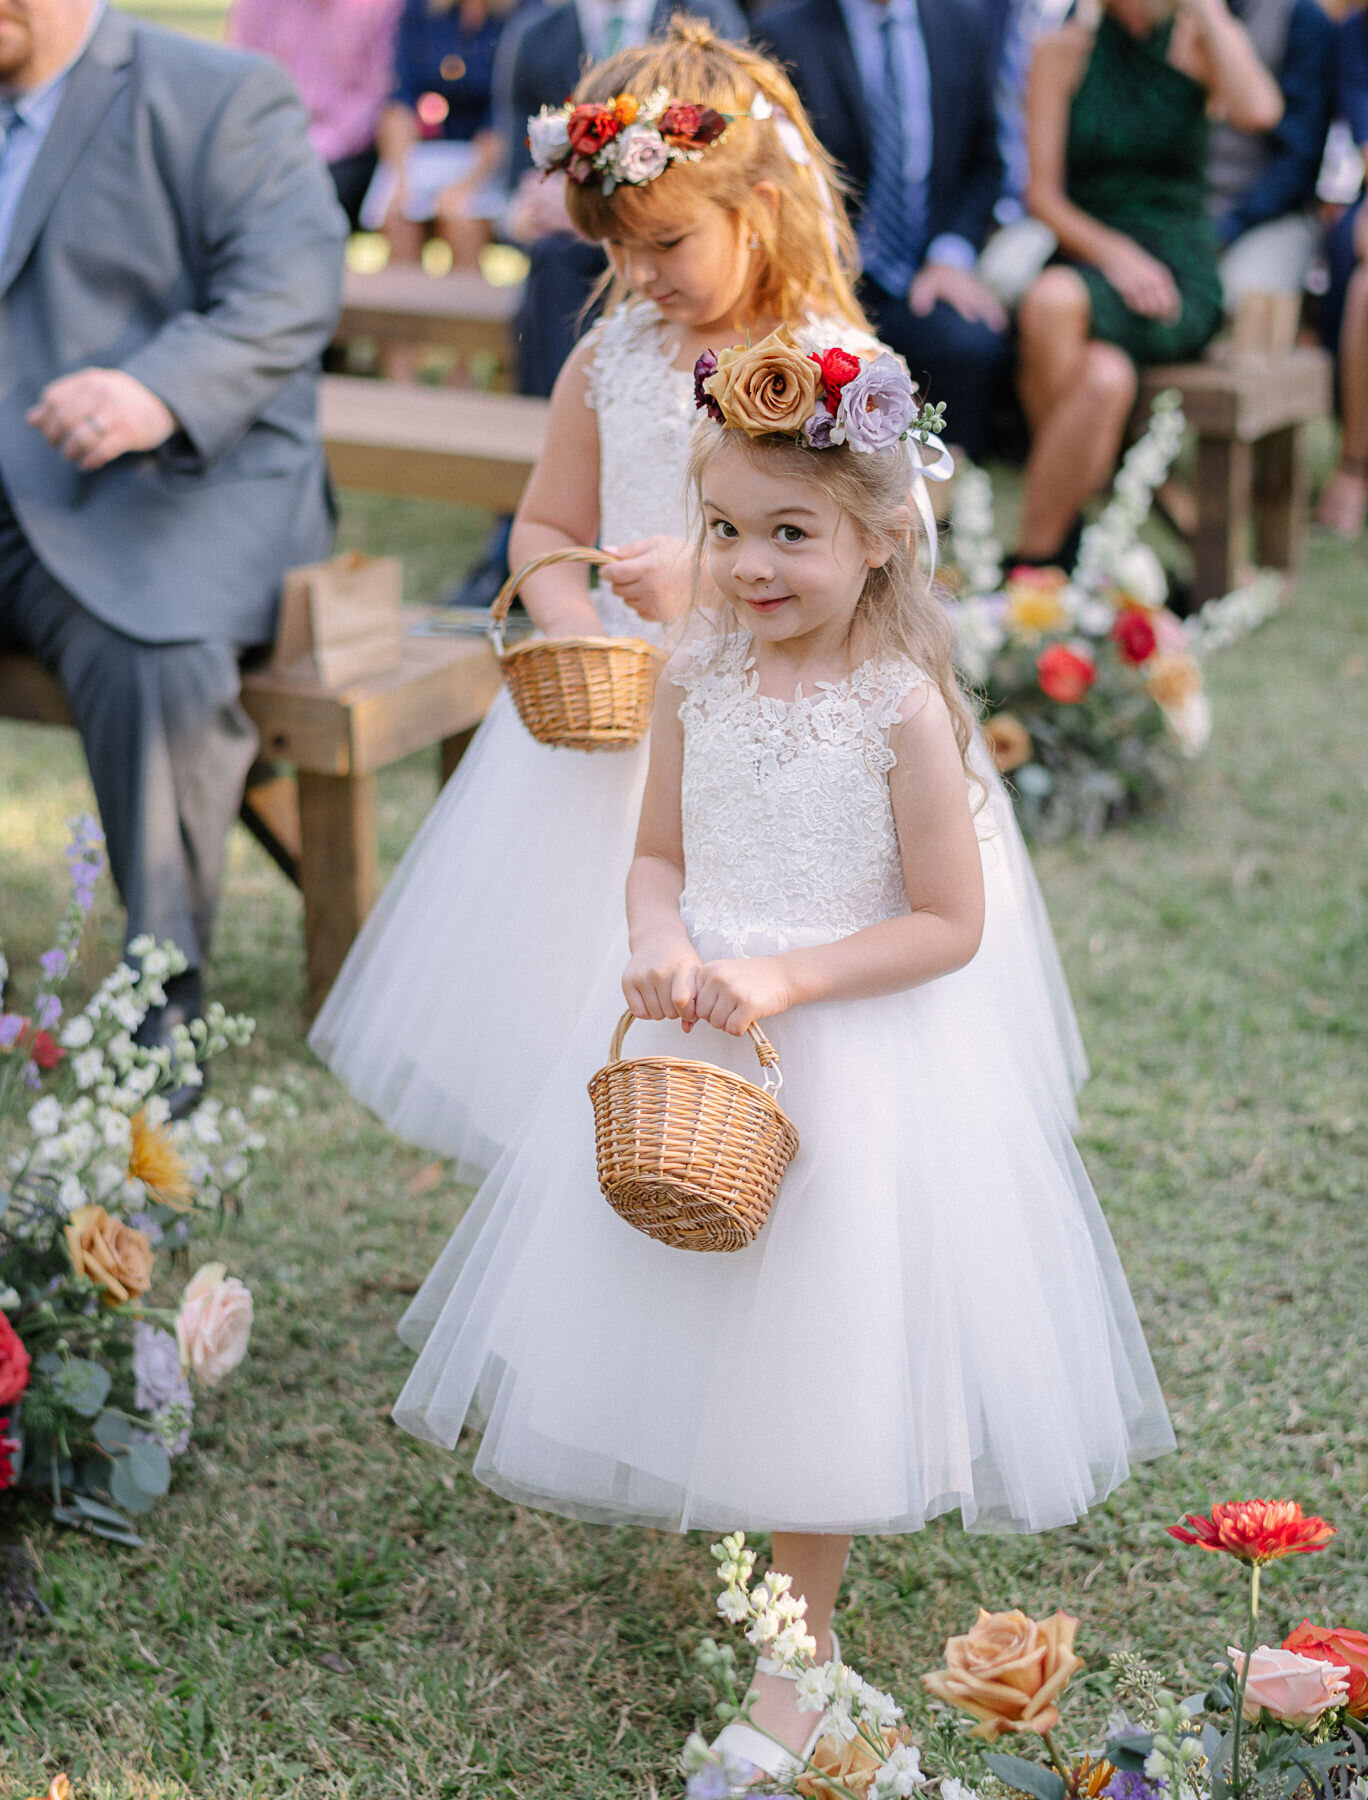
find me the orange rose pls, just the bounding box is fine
[26,1776,72,1800]
[982,713,1033,774]
[64,1205,154,1305]
[705,326,823,438]
[1145,652,1202,709]
[797,1725,912,1799]
[922,1608,1083,1739]
[1284,1621,1368,1718]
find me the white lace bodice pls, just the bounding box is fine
[674,633,926,953]
[583,300,882,641]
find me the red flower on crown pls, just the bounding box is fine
[566,103,621,155]
[1167,1500,1336,1565]
[660,102,703,142]
[809,346,862,411]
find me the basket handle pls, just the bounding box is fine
[487,545,619,656]
[608,1009,785,1097]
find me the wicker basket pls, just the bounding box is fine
[487,545,662,752]
[587,1011,800,1252]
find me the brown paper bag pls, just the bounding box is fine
[272,552,403,688]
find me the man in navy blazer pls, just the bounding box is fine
[0,1,344,1038]
[756,0,1010,460]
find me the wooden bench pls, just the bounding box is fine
[336,265,522,383]
[320,374,548,511]
[0,620,502,1014]
[1135,309,1332,603]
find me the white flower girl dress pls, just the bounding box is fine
[393,631,1173,1533]
[309,300,1086,1184]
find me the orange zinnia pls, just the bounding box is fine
[1167,1500,1335,1565]
[127,1109,194,1210]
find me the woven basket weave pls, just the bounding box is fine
[587,1011,800,1253]
[487,545,662,752]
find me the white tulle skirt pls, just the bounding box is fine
[393,918,1172,1536]
[309,696,1088,1182]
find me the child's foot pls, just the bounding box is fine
[1316,463,1368,539]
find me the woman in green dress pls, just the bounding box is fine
[1015,0,1283,565]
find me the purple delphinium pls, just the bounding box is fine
[1104,1773,1167,1800]
[0,1014,23,1050]
[693,350,724,422]
[685,1767,737,1800]
[127,1211,166,1248]
[39,949,68,983]
[65,811,106,913]
[33,993,61,1032]
[836,353,916,454]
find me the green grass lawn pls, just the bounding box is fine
[0,488,1365,1798]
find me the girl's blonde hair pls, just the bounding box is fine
[688,425,980,783]
[564,17,865,330]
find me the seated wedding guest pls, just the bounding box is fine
[0,0,344,1084]
[1015,0,1283,566]
[756,0,1011,462]
[1209,0,1335,312]
[365,0,515,271]
[1316,5,1368,536]
[226,0,404,228]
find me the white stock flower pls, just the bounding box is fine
[1073,597,1117,638]
[141,948,171,981]
[794,1665,835,1713]
[872,1743,926,1797]
[1111,542,1167,608]
[717,1588,750,1625]
[58,1174,87,1214]
[111,995,144,1032]
[0,1286,19,1310]
[824,1702,860,1743]
[28,1096,62,1137]
[60,1013,94,1049]
[127,934,155,958]
[1162,692,1212,757]
[248,1085,276,1110]
[527,107,570,170]
[91,1159,125,1199]
[99,1108,132,1153]
[72,1048,104,1090]
[192,1106,223,1146]
[941,1779,982,1800]
[857,1680,903,1729]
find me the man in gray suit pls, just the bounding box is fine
[0,0,345,1043]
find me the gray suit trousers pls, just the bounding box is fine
[0,486,257,967]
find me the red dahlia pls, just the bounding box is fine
[566,103,620,155]
[1167,1499,1336,1565]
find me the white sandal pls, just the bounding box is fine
[708,1631,842,1783]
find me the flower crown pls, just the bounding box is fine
[528,87,765,193]
[693,328,947,454]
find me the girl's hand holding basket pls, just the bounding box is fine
[599,534,693,625]
[622,927,702,1029]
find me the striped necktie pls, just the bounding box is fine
[859,12,922,299]
[601,9,628,56]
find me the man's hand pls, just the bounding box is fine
[28,369,177,472]
[909,263,1008,332]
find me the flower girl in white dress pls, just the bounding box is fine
[393,343,1173,1779]
[310,22,1085,1185]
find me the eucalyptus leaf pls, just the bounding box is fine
[94,1410,137,1453]
[127,1439,171,1497]
[52,1357,111,1419]
[86,1519,146,1548]
[108,1454,158,1515]
[1103,1732,1153,1772]
[70,1493,139,1530]
[50,1502,85,1528]
[985,1753,1068,1800]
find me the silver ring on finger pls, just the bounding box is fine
[84,416,106,437]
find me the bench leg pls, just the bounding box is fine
[1252,424,1306,572]
[297,770,378,1016]
[1193,436,1252,605]
[440,725,477,785]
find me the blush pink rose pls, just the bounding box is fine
[176,1262,253,1387]
[1229,1645,1350,1726]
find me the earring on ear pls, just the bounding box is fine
[749,232,760,249]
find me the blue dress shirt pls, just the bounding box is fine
[0,3,105,266]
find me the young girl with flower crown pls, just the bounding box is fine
[311,18,1085,1190]
[392,342,1174,1785]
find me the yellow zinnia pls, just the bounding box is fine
[128,1109,194,1210]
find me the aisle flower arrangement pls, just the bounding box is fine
[684,1501,1368,1800]
[1,817,277,1545]
[941,392,1284,839]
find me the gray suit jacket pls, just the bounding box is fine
[0,9,347,646]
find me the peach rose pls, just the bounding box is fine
[705,326,823,438]
[982,713,1034,774]
[922,1608,1083,1739]
[1229,1645,1350,1727]
[64,1204,154,1305]
[797,1725,911,1799]
[176,1263,253,1386]
[1145,651,1202,709]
